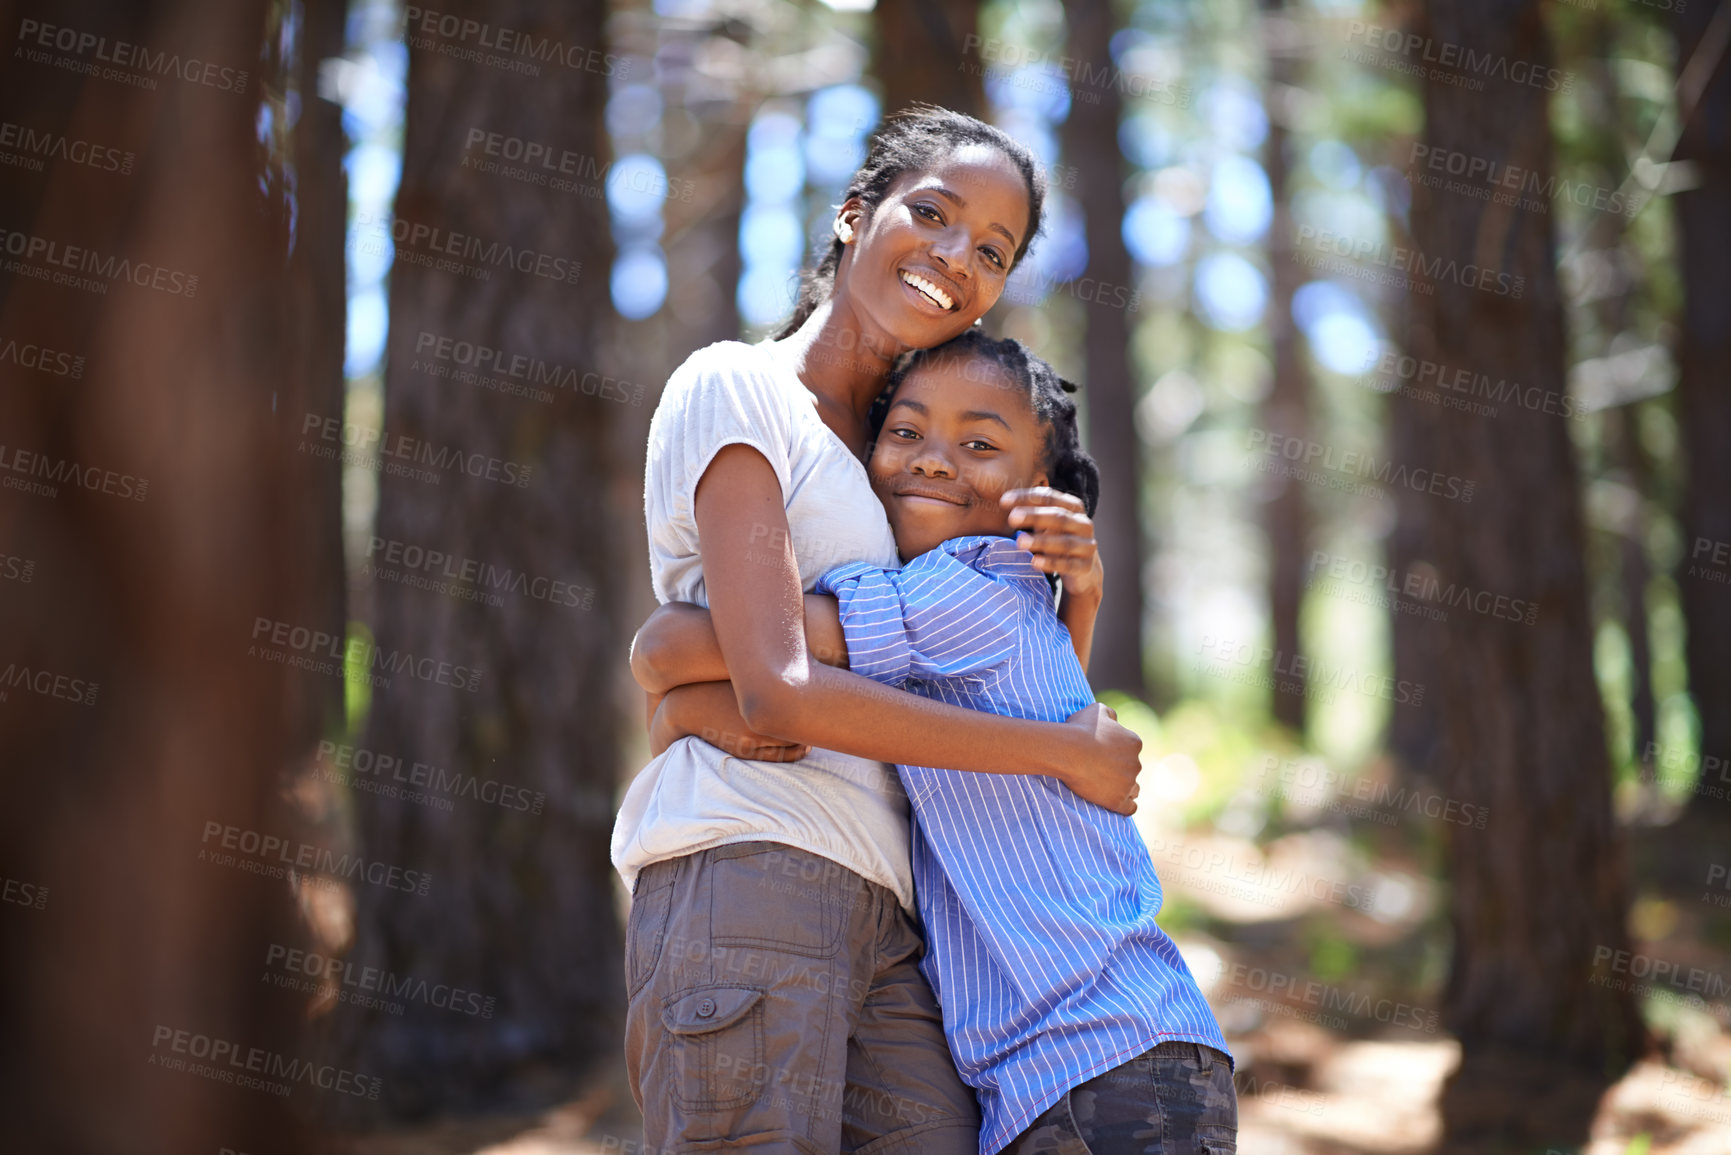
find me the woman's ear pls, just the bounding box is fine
[1032,469,1050,490]
[834,198,866,244]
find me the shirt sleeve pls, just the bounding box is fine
[648,344,796,525]
[815,551,1021,686]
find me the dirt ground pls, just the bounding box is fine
[335,771,1731,1155]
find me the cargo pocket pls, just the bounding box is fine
[707,845,846,959]
[662,985,766,1111]
[626,873,676,999]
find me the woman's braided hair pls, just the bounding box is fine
[870,329,1100,519]
[773,104,1048,340]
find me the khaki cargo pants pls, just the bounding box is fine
[624,841,980,1154]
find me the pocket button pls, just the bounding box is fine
[697,997,716,1017]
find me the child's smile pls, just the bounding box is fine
[867,356,1049,562]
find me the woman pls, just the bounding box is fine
[612,106,1144,1154]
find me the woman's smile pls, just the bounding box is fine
[899,268,958,312]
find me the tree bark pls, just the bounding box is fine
[1405,1,1641,1146]
[1384,282,1443,777]
[1672,2,1731,823]
[283,0,353,749]
[1258,0,1310,732]
[329,0,627,1119]
[0,0,337,1148]
[1062,0,1146,698]
[874,0,984,119]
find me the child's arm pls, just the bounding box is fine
[650,681,810,762]
[631,595,848,695]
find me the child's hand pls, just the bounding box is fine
[1003,487,1103,602]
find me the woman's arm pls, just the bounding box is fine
[1003,488,1103,673]
[694,444,1142,814]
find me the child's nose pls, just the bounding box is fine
[911,449,955,477]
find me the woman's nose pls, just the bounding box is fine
[929,229,971,278]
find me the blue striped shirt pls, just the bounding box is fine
[815,535,1231,1155]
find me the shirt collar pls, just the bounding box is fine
[930,534,1046,581]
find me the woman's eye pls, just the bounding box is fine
[964,439,998,452]
[914,203,941,222]
[981,247,1006,269]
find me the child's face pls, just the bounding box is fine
[867,356,1049,562]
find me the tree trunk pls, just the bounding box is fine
[1610,408,1657,782]
[1672,2,1731,824]
[1405,2,1641,1147]
[0,0,338,1148]
[1578,10,1656,789]
[1384,284,1443,777]
[874,0,983,119]
[1258,1,1310,732]
[1062,0,1146,698]
[330,0,627,1119]
[283,0,353,749]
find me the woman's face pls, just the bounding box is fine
[837,144,1030,354]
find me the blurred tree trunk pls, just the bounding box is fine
[1384,283,1443,777]
[874,0,983,118]
[1581,10,1656,786]
[285,0,353,748]
[664,108,745,347]
[1258,0,1310,732]
[1407,2,1641,1148]
[330,0,627,1119]
[0,0,338,1149]
[1672,2,1731,824]
[1610,408,1657,778]
[1062,0,1146,698]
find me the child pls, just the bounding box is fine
[639,331,1236,1155]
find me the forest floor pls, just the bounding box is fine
[336,761,1731,1155]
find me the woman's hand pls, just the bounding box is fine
[1058,702,1143,815]
[1003,487,1103,601]
[1004,487,1104,671]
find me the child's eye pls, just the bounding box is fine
[889,427,920,440]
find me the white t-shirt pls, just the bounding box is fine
[611,340,915,911]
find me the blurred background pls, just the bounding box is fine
[2,0,1729,1151]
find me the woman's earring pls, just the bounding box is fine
[834,219,854,243]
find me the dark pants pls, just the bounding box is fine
[624,840,980,1154]
[1000,1041,1238,1155]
